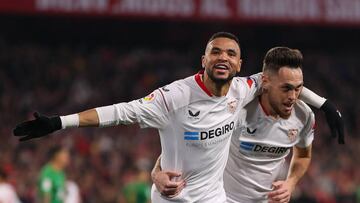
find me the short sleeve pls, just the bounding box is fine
[296,111,315,148]
[40,177,52,194]
[131,89,170,129]
[242,72,262,105]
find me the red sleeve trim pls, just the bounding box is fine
[247,77,254,88]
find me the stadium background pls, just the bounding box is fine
[0,0,359,202]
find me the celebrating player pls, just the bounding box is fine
[13,32,343,203]
[224,47,314,203]
[151,47,340,202]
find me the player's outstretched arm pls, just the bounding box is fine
[300,88,345,144]
[13,109,99,141]
[151,156,185,197]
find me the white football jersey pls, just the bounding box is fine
[96,71,261,202]
[224,98,315,203]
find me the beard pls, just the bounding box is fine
[269,99,291,119]
[205,66,237,85]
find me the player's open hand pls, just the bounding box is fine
[152,170,186,198]
[13,112,62,141]
[320,100,345,144]
[268,180,295,203]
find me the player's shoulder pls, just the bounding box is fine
[40,164,55,176]
[233,75,259,89]
[158,75,193,98]
[152,75,195,112]
[294,100,314,123]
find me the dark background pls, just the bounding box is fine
[0,14,359,202]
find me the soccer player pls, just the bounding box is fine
[224,47,314,203]
[38,145,70,203]
[13,32,343,203]
[0,168,21,203]
[151,47,333,202]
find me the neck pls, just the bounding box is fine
[202,73,231,97]
[50,161,63,171]
[259,94,278,118]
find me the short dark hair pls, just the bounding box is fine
[47,145,64,161]
[207,32,240,47]
[263,47,303,73]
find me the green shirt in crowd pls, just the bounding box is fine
[38,164,66,203]
[122,181,151,203]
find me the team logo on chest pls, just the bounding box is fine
[187,108,200,120]
[287,129,299,142]
[227,99,239,114]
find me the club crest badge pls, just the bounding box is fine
[287,129,298,142]
[227,99,238,114]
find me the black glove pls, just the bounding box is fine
[13,112,62,141]
[320,100,345,144]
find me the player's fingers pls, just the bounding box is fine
[19,135,34,142]
[165,182,182,189]
[13,121,34,136]
[162,187,178,195]
[165,171,182,178]
[173,180,186,191]
[168,182,186,198]
[268,188,286,198]
[271,181,282,188]
[269,191,289,202]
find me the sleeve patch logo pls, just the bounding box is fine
[143,92,156,101]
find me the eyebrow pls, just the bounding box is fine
[211,47,238,55]
[281,83,304,89]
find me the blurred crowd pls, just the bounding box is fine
[0,29,359,203]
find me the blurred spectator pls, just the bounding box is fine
[64,180,81,203]
[38,145,70,203]
[119,166,151,203]
[0,167,21,203]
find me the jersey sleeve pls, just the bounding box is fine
[296,111,315,148]
[242,72,262,105]
[39,175,52,195]
[96,88,170,129]
[299,87,326,109]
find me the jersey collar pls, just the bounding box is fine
[195,70,213,97]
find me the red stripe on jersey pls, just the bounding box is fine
[247,78,253,88]
[195,70,213,97]
[158,89,169,112]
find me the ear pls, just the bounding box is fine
[237,59,242,73]
[201,55,206,69]
[262,72,270,90]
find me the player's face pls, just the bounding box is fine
[264,67,303,119]
[202,37,242,84]
[55,149,70,169]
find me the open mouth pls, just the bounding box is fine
[283,103,294,112]
[214,64,229,70]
